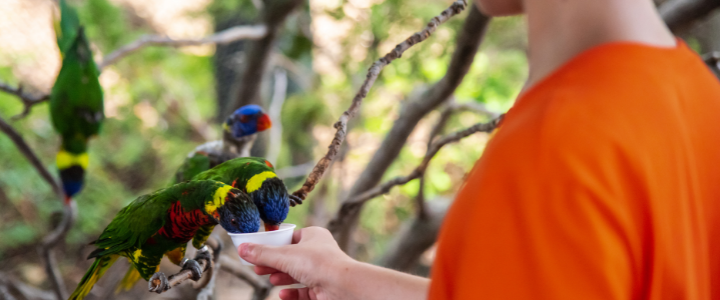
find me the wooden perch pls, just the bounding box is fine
[98,25,268,70]
[291,0,472,202]
[660,0,720,31]
[0,82,50,120]
[148,238,221,294]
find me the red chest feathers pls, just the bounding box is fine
[157,201,213,241]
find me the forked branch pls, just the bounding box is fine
[0,82,50,120]
[291,0,471,201]
[339,116,502,213]
[99,25,267,70]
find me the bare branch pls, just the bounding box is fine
[381,199,449,273]
[292,0,472,201]
[39,202,76,300]
[0,82,50,120]
[0,272,55,300]
[219,255,272,300]
[148,237,221,294]
[275,162,315,179]
[98,25,268,70]
[0,116,62,198]
[267,69,288,164]
[342,116,502,207]
[327,4,491,251]
[229,0,304,111]
[660,0,720,31]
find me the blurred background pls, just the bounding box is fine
[0,0,716,299]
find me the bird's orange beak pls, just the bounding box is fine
[264,223,280,231]
[257,114,272,132]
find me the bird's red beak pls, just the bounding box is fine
[257,114,272,132]
[264,223,280,231]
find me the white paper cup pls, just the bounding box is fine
[229,223,297,265]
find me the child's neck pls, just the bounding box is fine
[522,0,676,91]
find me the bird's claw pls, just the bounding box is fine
[148,272,169,293]
[181,259,203,281]
[289,195,303,207]
[195,247,212,267]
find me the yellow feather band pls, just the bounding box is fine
[56,150,89,170]
[246,171,277,193]
[205,184,235,215]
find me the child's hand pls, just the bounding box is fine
[238,226,354,300]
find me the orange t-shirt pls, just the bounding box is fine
[429,40,720,300]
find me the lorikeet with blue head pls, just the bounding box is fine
[174,104,271,183]
[192,157,302,231]
[50,26,104,204]
[68,180,260,300]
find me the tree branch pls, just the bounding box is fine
[0,116,63,199]
[341,116,502,207]
[98,25,268,70]
[292,0,472,202]
[267,68,288,164]
[0,82,50,120]
[219,255,272,300]
[659,0,720,31]
[381,199,449,273]
[229,0,303,111]
[0,272,55,300]
[327,4,491,251]
[39,202,75,300]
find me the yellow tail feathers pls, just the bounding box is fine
[115,263,141,294]
[68,255,118,300]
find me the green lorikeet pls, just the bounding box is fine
[192,157,302,231]
[174,105,271,183]
[49,26,104,204]
[68,180,260,300]
[54,0,81,55]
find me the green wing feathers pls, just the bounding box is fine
[69,254,119,300]
[55,0,81,55]
[50,27,104,154]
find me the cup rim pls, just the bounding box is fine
[227,223,296,236]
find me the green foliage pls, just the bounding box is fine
[0,0,528,269]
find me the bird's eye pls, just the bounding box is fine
[231,219,238,225]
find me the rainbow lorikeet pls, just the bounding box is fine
[54,0,81,55]
[49,26,104,204]
[174,104,272,183]
[68,180,260,300]
[192,157,302,231]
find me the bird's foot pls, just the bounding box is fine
[195,246,213,267]
[181,259,203,281]
[148,272,169,293]
[289,195,303,207]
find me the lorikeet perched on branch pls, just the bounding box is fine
[192,157,301,231]
[54,0,81,55]
[174,104,272,183]
[68,180,260,300]
[50,26,104,204]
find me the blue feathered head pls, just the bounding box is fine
[224,105,272,139]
